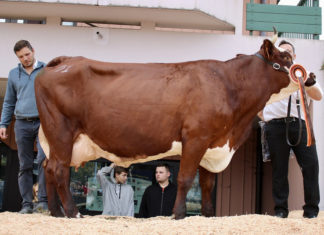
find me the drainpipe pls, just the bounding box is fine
[260,0,267,36]
[255,126,263,214]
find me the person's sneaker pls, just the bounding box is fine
[19,206,33,214]
[274,211,288,218]
[303,212,317,219]
[33,202,48,213]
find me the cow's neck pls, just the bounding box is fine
[224,54,290,149]
[226,54,290,101]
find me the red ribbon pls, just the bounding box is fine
[289,64,315,146]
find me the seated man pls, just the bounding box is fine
[139,163,177,218]
[97,163,134,216]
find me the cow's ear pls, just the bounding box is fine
[261,39,275,60]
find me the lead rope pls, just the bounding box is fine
[286,94,302,146]
[297,76,315,146]
[288,64,315,146]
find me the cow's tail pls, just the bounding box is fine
[46,56,73,67]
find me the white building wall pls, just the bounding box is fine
[0,3,324,211]
[0,23,259,78]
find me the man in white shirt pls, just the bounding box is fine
[263,40,323,219]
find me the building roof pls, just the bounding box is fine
[0,0,235,31]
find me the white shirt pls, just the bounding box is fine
[20,60,38,71]
[33,60,39,69]
[263,81,323,122]
[263,91,306,121]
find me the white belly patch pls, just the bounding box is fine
[39,125,235,173]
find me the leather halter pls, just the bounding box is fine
[254,53,289,73]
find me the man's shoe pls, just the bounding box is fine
[33,202,48,213]
[274,211,288,218]
[19,207,33,214]
[303,212,317,219]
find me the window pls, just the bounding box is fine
[61,21,141,30]
[70,159,211,216]
[0,18,45,24]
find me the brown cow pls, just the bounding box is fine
[35,38,295,219]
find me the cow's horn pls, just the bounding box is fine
[271,26,278,44]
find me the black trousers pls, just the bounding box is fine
[265,118,320,215]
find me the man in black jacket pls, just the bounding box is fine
[139,163,177,218]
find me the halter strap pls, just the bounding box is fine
[254,53,288,73]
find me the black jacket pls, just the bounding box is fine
[138,182,177,218]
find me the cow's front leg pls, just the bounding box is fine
[173,139,208,219]
[199,166,216,217]
[44,159,65,217]
[55,163,81,218]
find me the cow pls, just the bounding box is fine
[35,35,297,219]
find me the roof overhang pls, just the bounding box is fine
[0,1,235,31]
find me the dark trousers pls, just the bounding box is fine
[265,118,320,216]
[14,119,47,209]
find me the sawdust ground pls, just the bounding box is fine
[0,210,323,235]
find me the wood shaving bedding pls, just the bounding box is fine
[0,210,322,235]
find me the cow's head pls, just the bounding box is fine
[258,30,297,104]
[259,38,294,73]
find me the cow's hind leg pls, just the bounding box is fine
[44,159,65,217]
[173,139,209,219]
[42,119,79,217]
[37,87,79,217]
[54,163,80,218]
[47,149,79,217]
[199,166,216,217]
[49,131,79,218]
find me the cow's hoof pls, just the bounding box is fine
[65,211,83,218]
[174,213,186,220]
[173,204,186,220]
[50,210,65,217]
[203,212,215,217]
[201,207,215,217]
[75,212,83,218]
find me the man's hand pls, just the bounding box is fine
[0,127,8,139]
[109,162,115,168]
[305,72,316,87]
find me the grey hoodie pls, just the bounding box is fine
[96,166,134,216]
[0,61,46,127]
